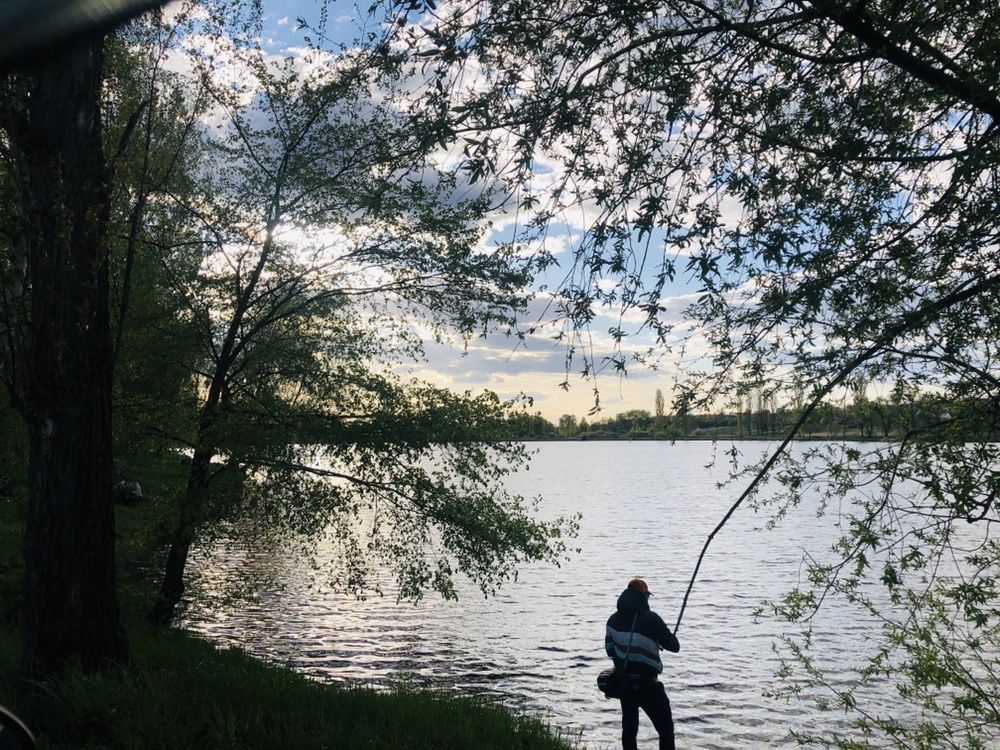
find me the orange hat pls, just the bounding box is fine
[627,578,651,596]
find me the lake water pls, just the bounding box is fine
[181,441,910,748]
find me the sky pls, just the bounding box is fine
[184,0,705,422]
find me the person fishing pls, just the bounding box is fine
[605,578,681,750]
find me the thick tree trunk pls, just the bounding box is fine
[18,38,128,673]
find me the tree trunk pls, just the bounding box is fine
[151,327,236,624]
[149,534,193,625]
[18,38,128,673]
[149,446,212,624]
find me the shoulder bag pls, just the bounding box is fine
[597,613,639,699]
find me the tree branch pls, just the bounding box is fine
[676,270,1000,631]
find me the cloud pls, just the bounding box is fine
[403,351,678,420]
[145,11,724,423]
[391,301,698,420]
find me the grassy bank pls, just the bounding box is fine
[0,624,575,750]
[0,466,576,750]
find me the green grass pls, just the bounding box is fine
[0,459,577,750]
[0,625,575,750]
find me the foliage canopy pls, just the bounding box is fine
[388,0,1000,746]
[131,5,580,618]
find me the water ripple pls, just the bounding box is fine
[183,442,930,749]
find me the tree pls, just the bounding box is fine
[1,36,130,673]
[397,1,1000,746]
[557,414,578,437]
[143,9,570,622]
[654,388,665,419]
[103,16,211,459]
[849,377,875,438]
[0,4,209,671]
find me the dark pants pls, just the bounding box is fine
[620,680,674,750]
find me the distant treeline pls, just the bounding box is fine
[510,394,996,442]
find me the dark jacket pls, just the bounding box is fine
[605,587,680,678]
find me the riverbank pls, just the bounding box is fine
[0,477,576,750]
[0,622,576,750]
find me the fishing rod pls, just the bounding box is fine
[673,272,1000,632]
[672,343,889,633]
[672,422,802,634]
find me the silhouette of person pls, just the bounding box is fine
[605,578,681,750]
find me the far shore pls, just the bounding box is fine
[515,433,897,442]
